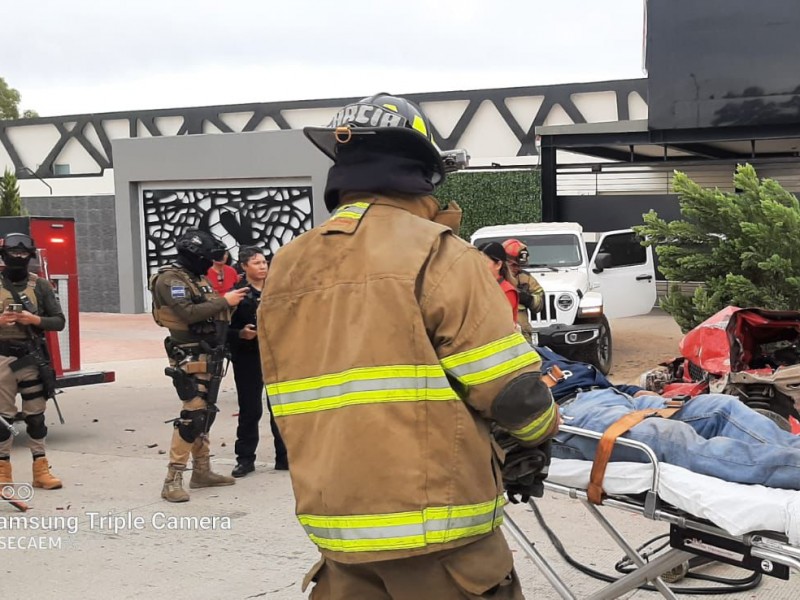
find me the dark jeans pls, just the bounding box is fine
[232,351,287,465]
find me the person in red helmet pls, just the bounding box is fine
[479,241,518,324]
[503,238,544,345]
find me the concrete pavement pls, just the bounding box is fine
[0,313,796,599]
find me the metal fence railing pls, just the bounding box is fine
[557,159,800,196]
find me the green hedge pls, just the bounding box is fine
[435,169,541,241]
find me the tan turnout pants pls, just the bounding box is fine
[305,529,525,600]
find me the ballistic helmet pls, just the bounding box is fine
[1,232,36,255]
[304,93,446,186]
[503,239,529,266]
[0,232,36,278]
[175,230,225,275]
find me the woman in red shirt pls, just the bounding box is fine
[207,250,239,294]
[478,242,518,324]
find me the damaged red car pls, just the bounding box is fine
[641,306,800,433]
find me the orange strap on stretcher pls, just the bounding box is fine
[587,404,681,505]
[541,365,564,388]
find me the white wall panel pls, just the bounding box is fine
[571,91,618,123]
[458,100,521,159]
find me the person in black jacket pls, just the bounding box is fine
[228,247,287,477]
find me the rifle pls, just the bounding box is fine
[28,333,65,424]
[163,321,229,428]
[0,413,19,437]
[0,416,28,512]
[197,322,230,435]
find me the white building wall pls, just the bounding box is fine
[1,83,641,196]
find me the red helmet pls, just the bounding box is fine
[502,239,529,266]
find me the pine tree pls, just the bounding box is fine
[634,164,800,331]
[0,168,26,217]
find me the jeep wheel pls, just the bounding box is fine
[578,316,613,375]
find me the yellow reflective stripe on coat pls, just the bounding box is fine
[266,365,459,417]
[509,402,558,443]
[330,201,370,221]
[441,333,540,386]
[298,495,505,552]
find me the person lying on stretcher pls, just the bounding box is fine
[536,346,800,490]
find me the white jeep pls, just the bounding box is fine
[471,222,657,374]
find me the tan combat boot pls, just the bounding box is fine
[32,456,63,489]
[162,463,190,503]
[190,438,235,488]
[0,460,12,486]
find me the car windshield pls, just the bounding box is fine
[473,234,583,268]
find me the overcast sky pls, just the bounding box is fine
[3,0,646,117]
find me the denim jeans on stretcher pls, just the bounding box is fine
[552,389,800,489]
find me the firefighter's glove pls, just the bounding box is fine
[518,284,534,310]
[496,432,551,504]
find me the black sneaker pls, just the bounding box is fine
[231,461,255,478]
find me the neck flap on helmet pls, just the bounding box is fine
[324,141,435,211]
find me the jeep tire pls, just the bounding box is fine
[577,316,613,375]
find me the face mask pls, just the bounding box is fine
[1,251,32,281]
[176,252,214,276]
[433,200,463,236]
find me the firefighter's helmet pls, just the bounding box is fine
[304,93,446,186]
[503,239,529,266]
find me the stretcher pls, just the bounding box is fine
[503,424,800,599]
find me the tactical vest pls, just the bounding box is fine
[0,274,39,341]
[149,266,222,334]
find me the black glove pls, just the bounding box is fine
[518,284,534,310]
[495,431,551,504]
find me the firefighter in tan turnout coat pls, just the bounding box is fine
[258,94,559,599]
[503,239,545,346]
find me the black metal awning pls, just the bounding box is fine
[535,120,800,220]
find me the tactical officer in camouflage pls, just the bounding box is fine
[149,230,247,502]
[0,233,65,492]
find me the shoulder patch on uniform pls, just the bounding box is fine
[321,201,372,235]
[170,286,187,299]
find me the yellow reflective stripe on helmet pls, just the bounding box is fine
[298,495,505,553]
[411,114,428,136]
[441,333,541,386]
[382,103,398,112]
[267,365,459,417]
[330,201,370,221]
[510,402,558,443]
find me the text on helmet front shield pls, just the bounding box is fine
[328,104,408,129]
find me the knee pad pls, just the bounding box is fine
[175,409,209,443]
[24,413,47,440]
